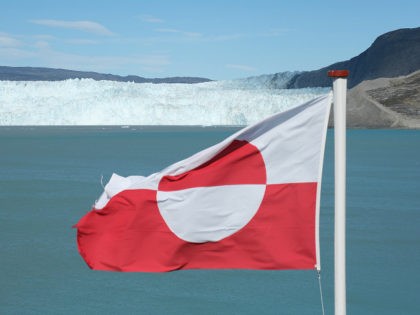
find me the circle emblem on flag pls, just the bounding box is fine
[157,140,267,243]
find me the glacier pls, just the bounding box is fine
[0,77,329,126]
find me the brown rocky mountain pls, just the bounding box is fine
[333,70,420,128]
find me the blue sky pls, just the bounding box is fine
[1,0,419,80]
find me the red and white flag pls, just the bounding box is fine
[75,93,332,272]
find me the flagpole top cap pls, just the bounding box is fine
[327,70,349,78]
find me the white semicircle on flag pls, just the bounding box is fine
[157,184,266,243]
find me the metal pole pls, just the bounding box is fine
[328,70,349,315]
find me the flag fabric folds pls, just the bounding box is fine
[74,93,332,272]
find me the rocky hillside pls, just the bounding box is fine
[283,27,420,89]
[334,70,420,128]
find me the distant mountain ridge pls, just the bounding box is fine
[0,66,212,84]
[1,27,419,88]
[281,27,420,89]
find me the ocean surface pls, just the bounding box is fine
[1,127,419,314]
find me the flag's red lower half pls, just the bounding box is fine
[75,182,317,272]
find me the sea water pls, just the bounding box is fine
[0,127,419,314]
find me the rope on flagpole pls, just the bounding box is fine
[317,270,326,315]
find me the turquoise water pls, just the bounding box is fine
[1,127,419,314]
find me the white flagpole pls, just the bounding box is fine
[328,69,349,315]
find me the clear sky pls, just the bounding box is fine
[1,0,419,80]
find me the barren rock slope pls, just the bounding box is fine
[329,70,420,128]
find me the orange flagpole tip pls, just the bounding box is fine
[327,70,349,78]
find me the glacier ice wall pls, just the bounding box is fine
[0,78,329,125]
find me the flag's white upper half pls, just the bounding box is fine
[95,93,332,211]
[237,94,331,184]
